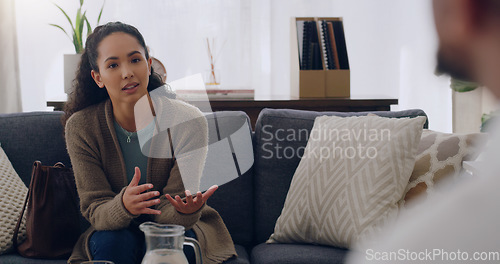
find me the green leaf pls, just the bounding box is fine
[50,0,104,54]
[450,78,478,92]
[72,31,81,53]
[75,7,82,31]
[84,15,92,38]
[49,23,70,39]
[78,10,86,38]
[74,8,83,53]
[54,3,75,31]
[97,0,105,25]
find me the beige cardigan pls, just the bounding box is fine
[65,98,236,264]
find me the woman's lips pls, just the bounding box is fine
[122,83,139,94]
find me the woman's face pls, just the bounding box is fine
[91,32,152,106]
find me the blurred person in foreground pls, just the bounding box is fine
[348,0,500,263]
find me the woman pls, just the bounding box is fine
[63,21,236,264]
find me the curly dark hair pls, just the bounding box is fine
[62,21,172,126]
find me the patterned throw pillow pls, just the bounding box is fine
[0,145,27,254]
[403,129,487,204]
[268,115,426,248]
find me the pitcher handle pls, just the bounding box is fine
[184,237,203,264]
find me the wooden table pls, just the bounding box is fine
[47,96,398,129]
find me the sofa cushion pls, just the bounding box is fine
[0,112,91,234]
[0,110,254,249]
[223,244,251,264]
[0,145,28,254]
[251,243,348,264]
[205,111,254,247]
[0,112,71,187]
[268,115,425,248]
[403,129,487,204]
[253,108,428,244]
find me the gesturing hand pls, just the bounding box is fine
[165,185,218,215]
[123,167,161,215]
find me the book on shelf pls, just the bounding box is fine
[299,20,324,70]
[319,20,332,70]
[175,89,254,100]
[326,21,340,70]
[291,17,350,98]
[296,20,305,66]
[296,18,349,71]
[331,20,349,70]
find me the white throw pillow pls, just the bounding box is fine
[403,129,487,205]
[268,115,426,248]
[0,145,27,254]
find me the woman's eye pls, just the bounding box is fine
[108,63,118,69]
[132,58,141,63]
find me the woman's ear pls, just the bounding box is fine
[91,70,105,88]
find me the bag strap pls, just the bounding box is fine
[12,161,41,250]
[12,186,29,250]
[53,162,65,168]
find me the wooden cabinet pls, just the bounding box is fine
[48,97,398,129]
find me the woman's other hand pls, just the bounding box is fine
[165,185,218,214]
[123,167,161,215]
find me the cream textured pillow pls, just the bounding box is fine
[268,115,426,248]
[0,145,27,254]
[403,129,487,204]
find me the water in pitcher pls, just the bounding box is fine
[139,222,201,264]
[142,249,188,264]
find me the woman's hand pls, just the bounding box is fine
[123,167,161,215]
[165,185,218,214]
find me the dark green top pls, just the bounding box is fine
[113,121,151,184]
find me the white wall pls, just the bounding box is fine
[15,0,104,110]
[15,0,452,132]
[15,0,252,108]
[260,0,452,132]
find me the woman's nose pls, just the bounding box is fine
[121,65,134,79]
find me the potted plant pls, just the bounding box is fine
[450,78,478,93]
[50,0,104,94]
[450,78,497,132]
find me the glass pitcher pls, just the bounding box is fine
[139,222,202,264]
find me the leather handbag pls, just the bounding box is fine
[12,161,81,259]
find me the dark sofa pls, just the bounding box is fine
[0,108,427,264]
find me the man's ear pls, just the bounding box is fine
[91,70,105,88]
